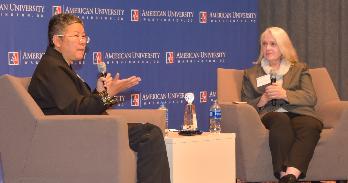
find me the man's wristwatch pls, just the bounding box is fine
[98,90,118,106]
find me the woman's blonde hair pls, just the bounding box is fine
[256,27,299,64]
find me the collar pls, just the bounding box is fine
[261,58,291,79]
[45,46,71,67]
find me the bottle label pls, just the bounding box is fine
[209,110,221,118]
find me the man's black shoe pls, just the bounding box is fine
[279,174,297,183]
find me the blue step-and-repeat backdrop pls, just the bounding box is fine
[0,0,258,131]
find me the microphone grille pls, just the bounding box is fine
[97,62,106,73]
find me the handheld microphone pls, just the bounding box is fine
[97,62,107,77]
[270,70,277,106]
[97,62,107,91]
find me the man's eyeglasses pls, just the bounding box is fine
[55,34,91,44]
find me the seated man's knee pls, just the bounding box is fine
[144,123,164,138]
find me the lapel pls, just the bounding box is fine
[67,63,92,93]
[282,63,295,89]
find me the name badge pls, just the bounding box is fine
[256,74,271,87]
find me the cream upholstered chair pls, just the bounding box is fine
[217,67,348,182]
[0,74,166,183]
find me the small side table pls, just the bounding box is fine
[165,132,236,183]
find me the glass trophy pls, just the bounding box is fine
[179,93,202,136]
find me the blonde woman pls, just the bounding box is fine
[241,27,323,183]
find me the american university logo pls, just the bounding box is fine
[131,93,140,106]
[200,91,208,103]
[199,11,207,23]
[131,9,139,22]
[8,52,20,65]
[0,3,45,18]
[52,6,62,15]
[165,52,174,64]
[93,52,103,64]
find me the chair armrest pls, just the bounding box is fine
[107,109,166,132]
[220,103,272,180]
[24,115,135,183]
[316,101,348,128]
[220,103,268,151]
[221,103,266,135]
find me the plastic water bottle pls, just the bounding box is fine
[209,100,221,133]
[159,102,169,135]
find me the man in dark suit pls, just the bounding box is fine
[28,13,170,183]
